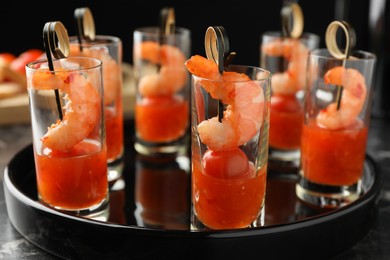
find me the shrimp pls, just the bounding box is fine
[185,55,265,151]
[262,38,309,95]
[70,45,121,105]
[31,69,100,152]
[134,41,188,96]
[316,66,367,129]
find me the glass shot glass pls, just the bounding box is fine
[69,35,124,185]
[133,26,191,156]
[296,48,376,208]
[26,56,109,219]
[190,64,271,230]
[260,31,320,169]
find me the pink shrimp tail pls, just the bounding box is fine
[318,66,367,129]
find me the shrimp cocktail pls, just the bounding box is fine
[260,2,320,168]
[296,21,376,208]
[26,22,109,219]
[133,8,191,156]
[187,27,271,230]
[70,7,124,184]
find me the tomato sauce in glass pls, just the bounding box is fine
[35,141,108,210]
[192,148,267,229]
[105,98,124,162]
[269,94,303,150]
[300,119,368,186]
[135,95,189,142]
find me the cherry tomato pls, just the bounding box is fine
[0,53,16,64]
[202,148,249,179]
[270,94,302,113]
[10,49,44,74]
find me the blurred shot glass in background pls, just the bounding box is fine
[70,7,124,185]
[260,2,320,171]
[133,8,191,156]
[296,21,376,208]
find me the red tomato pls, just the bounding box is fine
[202,148,249,179]
[0,53,17,64]
[10,49,44,74]
[270,94,302,113]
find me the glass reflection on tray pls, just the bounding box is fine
[133,153,191,230]
[112,151,334,229]
[107,178,127,224]
[264,173,333,226]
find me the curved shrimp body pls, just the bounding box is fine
[262,38,309,95]
[185,55,264,151]
[317,66,367,130]
[136,41,188,96]
[70,45,120,105]
[32,70,100,152]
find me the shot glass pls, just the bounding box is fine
[296,48,376,208]
[190,64,271,230]
[69,35,124,184]
[26,56,109,218]
[133,26,191,156]
[134,153,190,230]
[260,31,320,168]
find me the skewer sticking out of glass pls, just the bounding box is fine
[325,20,356,110]
[204,26,236,122]
[42,21,70,120]
[74,7,96,52]
[278,2,304,73]
[159,7,175,43]
[280,2,303,39]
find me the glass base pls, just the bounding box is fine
[268,148,300,174]
[40,193,110,221]
[269,148,300,163]
[108,156,124,185]
[190,206,265,231]
[295,176,363,209]
[134,136,188,156]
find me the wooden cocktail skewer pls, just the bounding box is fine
[279,2,303,72]
[159,7,175,43]
[74,7,96,52]
[204,26,235,122]
[281,2,304,39]
[325,20,356,110]
[42,21,70,120]
[158,7,175,74]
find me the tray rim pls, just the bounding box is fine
[3,143,382,238]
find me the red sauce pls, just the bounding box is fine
[300,119,368,186]
[35,141,108,210]
[135,95,189,142]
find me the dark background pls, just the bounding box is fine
[0,0,369,65]
[1,0,389,118]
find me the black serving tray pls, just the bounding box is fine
[3,120,382,260]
